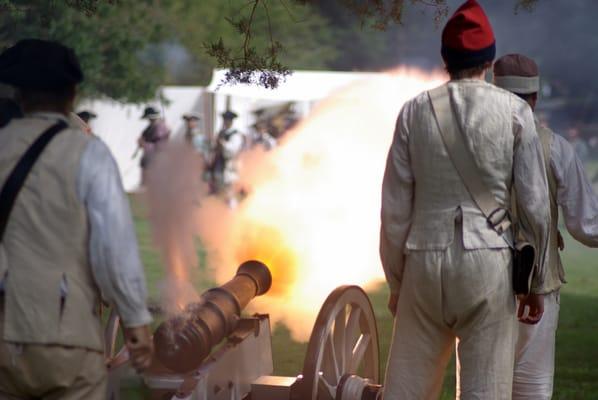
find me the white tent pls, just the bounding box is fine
[80,87,205,191]
[83,70,382,191]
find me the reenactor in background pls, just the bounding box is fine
[210,110,244,207]
[0,39,153,399]
[250,120,277,151]
[75,110,96,135]
[183,111,201,143]
[70,110,94,136]
[494,53,598,399]
[380,1,550,398]
[136,106,171,183]
[76,109,96,125]
[183,111,211,162]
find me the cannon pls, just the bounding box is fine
[106,260,383,400]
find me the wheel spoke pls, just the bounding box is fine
[300,286,380,400]
[345,307,362,364]
[333,306,347,372]
[349,333,371,373]
[322,333,340,384]
[318,373,337,400]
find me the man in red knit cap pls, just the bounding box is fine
[380,1,550,398]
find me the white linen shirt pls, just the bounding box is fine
[550,133,598,246]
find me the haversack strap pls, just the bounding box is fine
[428,85,512,237]
[0,120,68,241]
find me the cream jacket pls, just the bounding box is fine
[380,79,551,294]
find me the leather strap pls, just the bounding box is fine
[428,85,512,237]
[0,120,67,242]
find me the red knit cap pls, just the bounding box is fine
[441,0,496,70]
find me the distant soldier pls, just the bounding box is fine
[76,110,96,125]
[211,110,244,206]
[137,106,170,183]
[0,39,153,399]
[494,53,598,399]
[380,1,550,398]
[250,120,277,151]
[73,110,96,136]
[183,111,211,162]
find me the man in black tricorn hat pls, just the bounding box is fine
[136,105,171,183]
[76,109,97,124]
[0,39,153,399]
[210,110,244,206]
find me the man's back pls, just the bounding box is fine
[0,115,105,351]
[380,2,550,399]
[400,80,537,251]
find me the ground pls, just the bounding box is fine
[124,166,598,399]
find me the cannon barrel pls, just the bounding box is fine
[153,260,272,373]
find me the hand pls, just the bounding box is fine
[124,325,154,373]
[517,293,544,325]
[388,292,400,317]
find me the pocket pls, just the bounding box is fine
[405,211,455,250]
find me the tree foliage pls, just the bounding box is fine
[0,0,168,102]
[162,0,337,88]
[0,0,543,99]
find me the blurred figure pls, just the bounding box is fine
[182,111,201,143]
[183,111,211,160]
[380,2,550,399]
[76,109,96,125]
[75,110,96,135]
[136,106,171,184]
[495,53,598,400]
[210,110,244,207]
[0,39,153,400]
[70,112,92,136]
[567,127,590,162]
[250,120,277,151]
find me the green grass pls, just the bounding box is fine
[126,194,598,399]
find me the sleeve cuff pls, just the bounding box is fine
[121,309,153,328]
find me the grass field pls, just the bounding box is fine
[127,185,598,399]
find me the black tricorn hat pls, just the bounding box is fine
[141,106,161,119]
[0,39,83,90]
[221,110,238,120]
[76,110,97,123]
[182,111,201,120]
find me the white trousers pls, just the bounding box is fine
[382,234,516,400]
[512,291,560,400]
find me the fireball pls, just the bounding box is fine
[196,68,445,340]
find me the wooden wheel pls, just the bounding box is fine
[298,286,379,400]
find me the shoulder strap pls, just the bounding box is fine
[428,85,511,236]
[0,120,68,242]
[537,124,558,195]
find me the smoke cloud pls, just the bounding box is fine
[144,141,204,315]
